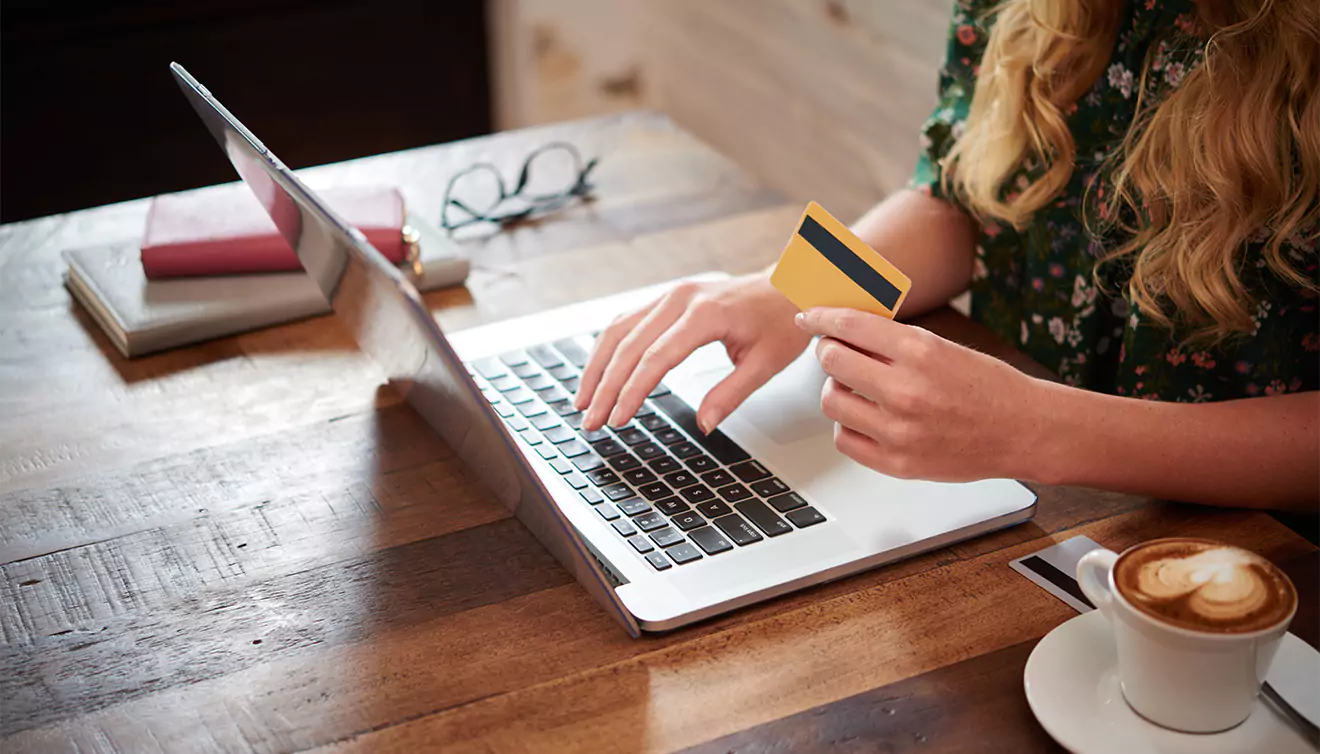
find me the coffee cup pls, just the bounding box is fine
[1076,538,1297,733]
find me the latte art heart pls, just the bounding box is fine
[1114,539,1296,634]
[1133,548,1270,621]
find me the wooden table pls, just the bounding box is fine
[1,112,1314,753]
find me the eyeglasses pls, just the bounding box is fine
[440,141,598,232]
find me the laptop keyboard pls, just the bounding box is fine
[466,335,827,572]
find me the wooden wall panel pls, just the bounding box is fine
[646,0,954,221]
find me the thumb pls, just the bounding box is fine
[696,353,780,434]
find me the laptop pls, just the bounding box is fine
[171,63,1037,636]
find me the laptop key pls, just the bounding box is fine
[684,454,719,474]
[559,440,591,458]
[617,498,652,517]
[549,458,573,474]
[713,514,763,546]
[515,401,547,418]
[751,477,791,498]
[489,375,520,392]
[628,535,655,554]
[649,456,682,474]
[492,403,515,419]
[543,426,576,444]
[581,488,604,505]
[786,506,826,528]
[597,504,622,521]
[639,414,669,432]
[633,511,667,532]
[603,483,634,501]
[530,414,560,431]
[499,350,530,367]
[653,497,689,516]
[562,377,581,393]
[612,519,637,538]
[736,500,792,537]
[717,484,754,503]
[527,344,564,368]
[651,394,751,465]
[548,364,576,381]
[586,468,621,486]
[662,542,698,565]
[729,460,772,483]
[696,500,733,518]
[512,363,540,379]
[606,453,643,471]
[524,374,555,391]
[552,337,591,368]
[473,358,508,379]
[637,482,673,501]
[540,386,570,404]
[668,441,702,459]
[766,492,808,513]
[506,388,535,405]
[670,510,705,531]
[679,485,716,504]
[563,412,585,429]
[535,445,558,460]
[592,439,626,458]
[699,469,735,488]
[616,427,649,446]
[622,468,657,486]
[578,427,611,443]
[649,383,671,398]
[649,526,686,548]
[506,415,530,432]
[688,526,733,555]
[652,428,685,446]
[572,453,605,473]
[634,442,665,461]
[645,551,672,571]
[519,430,543,446]
[664,471,700,489]
[563,473,588,491]
[548,400,578,416]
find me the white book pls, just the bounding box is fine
[64,214,469,357]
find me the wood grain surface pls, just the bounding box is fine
[1,112,1314,753]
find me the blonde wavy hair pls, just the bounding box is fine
[942,0,1319,341]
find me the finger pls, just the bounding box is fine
[819,377,884,439]
[584,292,695,429]
[694,348,782,433]
[606,309,720,427]
[814,337,891,404]
[832,423,917,479]
[796,308,911,361]
[575,305,649,410]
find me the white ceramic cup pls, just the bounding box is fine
[1076,544,1296,733]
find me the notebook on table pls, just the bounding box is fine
[64,212,468,357]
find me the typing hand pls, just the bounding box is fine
[576,273,810,433]
[796,307,1044,482]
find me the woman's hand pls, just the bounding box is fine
[797,307,1045,482]
[576,272,811,432]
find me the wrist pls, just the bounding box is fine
[1007,376,1077,486]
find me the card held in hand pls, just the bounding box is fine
[770,201,912,319]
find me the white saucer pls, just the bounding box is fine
[1024,610,1316,754]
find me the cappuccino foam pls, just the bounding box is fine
[1114,539,1296,634]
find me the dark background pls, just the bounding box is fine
[1,0,492,223]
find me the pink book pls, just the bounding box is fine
[140,185,411,278]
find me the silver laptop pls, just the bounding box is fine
[172,63,1036,636]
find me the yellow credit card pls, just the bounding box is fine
[770,201,911,319]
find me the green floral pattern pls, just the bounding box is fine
[911,0,1318,402]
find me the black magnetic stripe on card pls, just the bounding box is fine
[798,215,901,310]
[1019,555,1095,610]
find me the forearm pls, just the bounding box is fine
[851,190,978,318]
[1022,383,1320,511]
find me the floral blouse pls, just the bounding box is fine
[910,0,1318,402]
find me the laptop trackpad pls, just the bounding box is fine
[679,346,832,446]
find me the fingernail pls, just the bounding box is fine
[583,410,600,430]
[607,409,626,428]
[794,312,806,328]
[698,415,716,434]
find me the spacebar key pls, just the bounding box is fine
[651,394,750,465]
